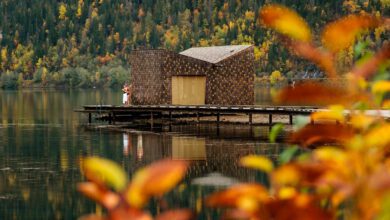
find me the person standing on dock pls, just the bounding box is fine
[122,83,132,105]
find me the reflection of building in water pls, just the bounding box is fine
[123,133,132,156]
[125,131,283,183]
[171,137,206,161]
[137,134,143,161]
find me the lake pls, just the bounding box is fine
[0,87,285,219]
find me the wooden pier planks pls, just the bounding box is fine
[76,104,319,125]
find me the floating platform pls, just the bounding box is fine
[75,105,320,126]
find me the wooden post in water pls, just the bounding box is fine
[108,113,112,124]
[269,114,272,125]
[249,113,253,125]
[112,112,116,125]
[217,113,220,124]
[150,112,154,128]
[197,112,200,123]
[88,113,92,124]
[289,114,293,125]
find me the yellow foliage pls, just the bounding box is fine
[91,7,98,19]
[244,11,255,21]
[58,4,67,20]
[1,48,7,61]
[269,70,284,84]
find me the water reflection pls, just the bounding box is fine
[0,88,283,219]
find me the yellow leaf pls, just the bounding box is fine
[322,15,382,53]
[311,105,345,122]
[271,164,300,186]
[125,160,188,208]
[372,80,390,94]
[240,155,274,173]
[364,124,390,148]
[81,157,128,191]
[313,147,347,163]
[259,4,311,42]
[278,186,297,199]
[349,114,377,130]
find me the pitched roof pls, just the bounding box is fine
[179,45,252,64]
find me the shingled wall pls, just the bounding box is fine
[130,47,255,105]
[207,47,255,105]
[130,50,166,105]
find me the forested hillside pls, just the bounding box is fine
[0,0,388,88]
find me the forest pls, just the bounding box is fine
[0,0,388,88]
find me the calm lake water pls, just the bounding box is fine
[0,87,284,219]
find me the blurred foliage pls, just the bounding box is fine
[205,4,390,220]
[76,2,389,220]
[0,0,388,88]
[78,158,193,220]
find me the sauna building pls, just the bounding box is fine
[130,45,255,106]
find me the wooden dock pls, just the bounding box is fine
[75,105,319,125]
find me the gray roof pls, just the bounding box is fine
[179,45,252,64]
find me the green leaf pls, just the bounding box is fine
[82,157,128,191]
[269,123,284,143]
[354,41,367,59]
[293,115,310,131]
[278,146,299,165]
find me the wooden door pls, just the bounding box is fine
[172,76,206,105]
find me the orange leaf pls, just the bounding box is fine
[265,195,334,220]
[206,183,269,210]
[276,81,368,106]
[109,207,153,220]
[155,209,195,220]
[259,4,312,42]
[77,182,120,210]
[322,15,382,53]
[125,159,188,208]
[288,124,355,148]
